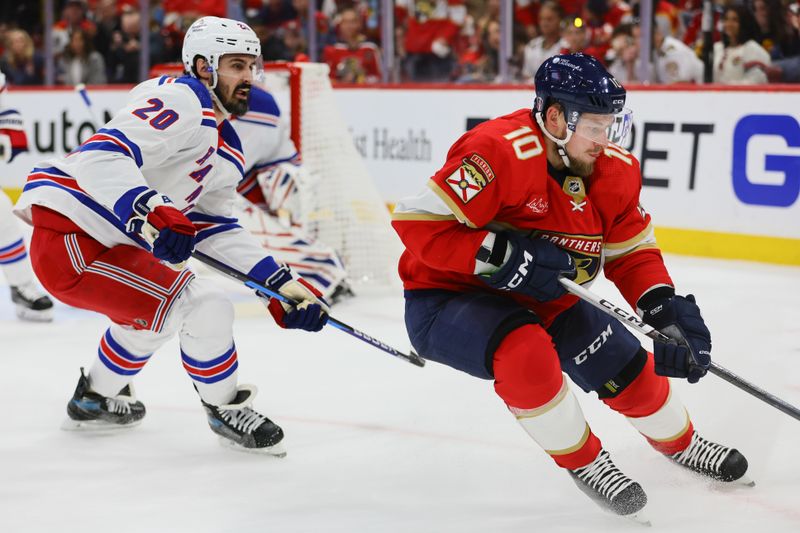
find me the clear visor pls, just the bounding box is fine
[215,55,265,85]
[570,108,633,147]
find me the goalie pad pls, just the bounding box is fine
[234,198,348,301]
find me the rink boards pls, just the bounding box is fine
[1,83,798,265]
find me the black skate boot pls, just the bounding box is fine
[328,280,355,306]
[569,449,649,523]
[63,368,145,430]
[11,282,54,322]
[669,431,751,484]
[202,385,286,457]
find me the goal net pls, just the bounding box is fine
[262,62,401,288]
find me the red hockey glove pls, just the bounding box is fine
[264,265,329,332]
[130,189,196,266]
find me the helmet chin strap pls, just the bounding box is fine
[535,112,573,169]
[208,84,232,119]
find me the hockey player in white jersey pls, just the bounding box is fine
[13,17,329,455]
[231,85,352,303]
[0,69,54,321]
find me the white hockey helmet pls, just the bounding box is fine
[182,16,261,89]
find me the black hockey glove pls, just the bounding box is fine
[639,291,711,384]
[480,232,576,302]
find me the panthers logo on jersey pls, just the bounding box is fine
[532,230,603,285]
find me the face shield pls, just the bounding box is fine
[214,54,265,85]
[568,108,633,147]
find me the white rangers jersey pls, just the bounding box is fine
[14,75,282,281]
[230,85,300,207]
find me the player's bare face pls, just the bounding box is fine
[215,54,257,115]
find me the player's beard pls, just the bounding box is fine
[566,155,595,177]
[215,82,250,116]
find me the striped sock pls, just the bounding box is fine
[181,343,239,405]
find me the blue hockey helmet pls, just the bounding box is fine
[533,53,630,147]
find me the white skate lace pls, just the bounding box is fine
[671,432,729,473]
[105,397,132,415]
[221,407,266,434]
[573,450,633,501]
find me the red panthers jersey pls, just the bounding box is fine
[391,108,673,324]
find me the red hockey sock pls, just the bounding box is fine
[493,324,563,409]
[603,353,693,455]
[495,325,601,470]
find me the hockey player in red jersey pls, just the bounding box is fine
[13,17,328,455]
[392,53,749,520]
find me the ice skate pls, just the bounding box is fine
[569,449,650,525]
[11,282,54,322]
[202,385,286,457]
[669,431,752,485]
[63,368,145,430]
[328,280,355,306]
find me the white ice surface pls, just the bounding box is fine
[0,255,798,533]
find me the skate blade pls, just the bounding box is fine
[733,473,755,487]
[61,417,142,431]
[623,510,652,527]
[218,436,287,457]
[15,305,54,323]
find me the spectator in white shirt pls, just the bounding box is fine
[654,26,704,83]
[521,1,564,80]
[713,5,771,84]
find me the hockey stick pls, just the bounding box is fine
[75,83,102,127]
[192,250,426,368]
[559,277,800,422]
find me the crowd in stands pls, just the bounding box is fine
[0,0,798,86]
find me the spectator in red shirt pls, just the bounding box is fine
[399,0,466,81]
[161,0,226,18]
[323,8,382,83]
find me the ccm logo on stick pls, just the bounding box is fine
[732,114,800,207]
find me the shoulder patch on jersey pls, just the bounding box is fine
[444,153,495,203]
[247,86,280,117]
[174,76,213,110]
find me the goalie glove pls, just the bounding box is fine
[638,289,712,384]
[127,189,196,269]
[257,162,306,227]
[264,265,329,332]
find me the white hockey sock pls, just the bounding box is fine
[510,377,592,457]
[626,385,691,444]
[177,279,238,405]
[0,190,35,287]
[88,325,160,397]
